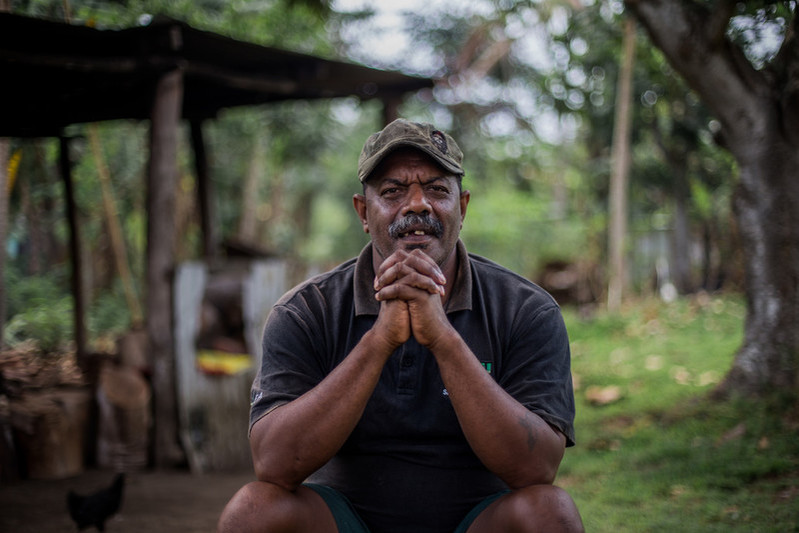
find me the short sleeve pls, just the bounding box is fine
[499,305,576,446]
[249,304,327,433]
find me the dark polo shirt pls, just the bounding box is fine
[250,240,575,533]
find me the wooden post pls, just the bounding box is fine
[382,95,401,125]
[0,139,8,346]
[190,119,217,259]
[59,136,88,361]
[147,68,184,467]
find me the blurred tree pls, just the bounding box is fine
[626,0,798,397]
[556,1,738,296]
[607,15,636,311]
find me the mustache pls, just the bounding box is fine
[388,214,444,239]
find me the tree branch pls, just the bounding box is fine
[772,13,799,144]
[625,0,768,147]
[705,0,737,48]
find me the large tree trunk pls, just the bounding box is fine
[627,0,799,395]
[728,137,799,393]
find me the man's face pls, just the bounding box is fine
[353,148,470,269]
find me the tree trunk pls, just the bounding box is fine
[671,169,692,294]
[88,123,143,326]
[627,0,799,395]
[607,16,636,311]
[724,137,799,393]
[237,132,265,245]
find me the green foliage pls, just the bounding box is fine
[13,0,336,55]
[87,280,132,337]
[4,296,74,353]
[561,295,799,531]
[3,263,68,320]
[462,184,588,276]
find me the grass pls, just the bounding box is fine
[558,294,799,532]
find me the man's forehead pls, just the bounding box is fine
[369,148,452,182]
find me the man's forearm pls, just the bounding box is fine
[431,330,566,488]
[250,329,396,491]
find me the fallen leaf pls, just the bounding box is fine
[585,385,622,406]
[716,422,747,446]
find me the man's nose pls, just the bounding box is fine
[404,185,431,215]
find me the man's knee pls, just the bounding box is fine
[504,485,584,533]
[217,481,298,533]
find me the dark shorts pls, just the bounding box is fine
[305,483,510,533]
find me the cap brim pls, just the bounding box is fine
[359,140,464,182]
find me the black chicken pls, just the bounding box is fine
[67,473,125,532]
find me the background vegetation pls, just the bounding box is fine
[4,0,748,350]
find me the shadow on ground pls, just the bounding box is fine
[0,468,254,532]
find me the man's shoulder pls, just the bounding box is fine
[467,252,559,308]
[274,257,358,310]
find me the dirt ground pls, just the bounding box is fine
[0,468,255,532]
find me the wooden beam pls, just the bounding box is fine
[147,68,185,468]
[58,135,88,361]
[189,120,217,259]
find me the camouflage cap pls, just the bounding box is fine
[357,119,465,183]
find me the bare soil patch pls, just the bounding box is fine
[0,468,254,532]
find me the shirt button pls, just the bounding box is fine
[401,356,414,367]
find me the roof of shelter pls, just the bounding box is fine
[0,13,433,138]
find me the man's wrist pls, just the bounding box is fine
[424,324,463,358]
[362,327,404,358]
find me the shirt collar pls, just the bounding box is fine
[354,240,473,316]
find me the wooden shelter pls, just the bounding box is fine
[0,12,432,467]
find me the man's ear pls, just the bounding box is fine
[353,193,369,233]
[459,189,471,227]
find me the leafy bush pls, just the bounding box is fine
[4,297,74,353]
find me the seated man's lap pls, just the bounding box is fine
[304,483,509,533]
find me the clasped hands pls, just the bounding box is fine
[372,249,455,350]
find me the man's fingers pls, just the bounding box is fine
[375,249,446,290]
[375,274,444,301]
[376,262,442,293]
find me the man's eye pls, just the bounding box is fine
[382,187,400,195]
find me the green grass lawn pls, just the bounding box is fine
[558,294,799,532]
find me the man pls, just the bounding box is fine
[218,119,583,533]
